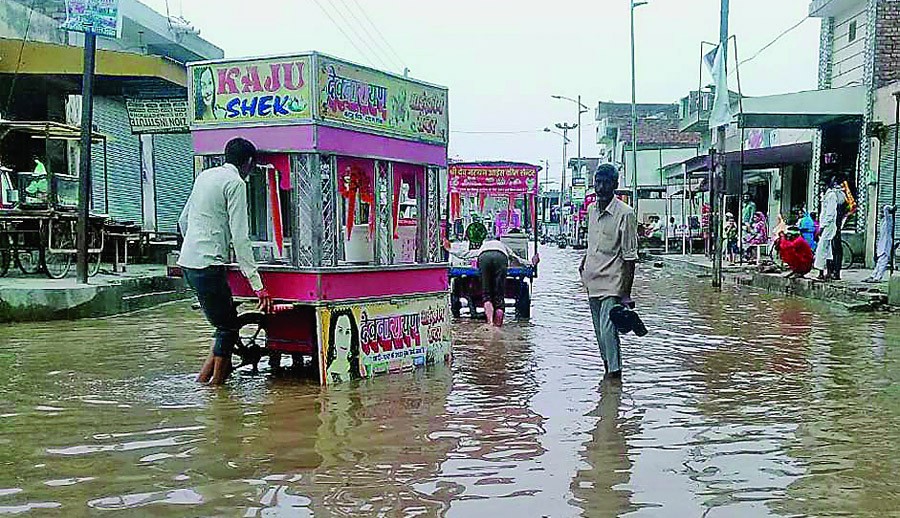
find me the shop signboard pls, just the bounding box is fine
[448,164,539,195]
[317,294,451,385]
[189,56,313,126]
[61,0,121,38]
[317,57,448,145]
[571,185,587,204]
[125,98,190,134]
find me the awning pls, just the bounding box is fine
[665,142,812,179]
[738,86,865,129]
[0,37,186,88]
[0,120,106,142]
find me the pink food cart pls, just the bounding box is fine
[187,52,451,384]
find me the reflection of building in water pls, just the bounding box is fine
[424,329,548,507]
[244,370,456,516]
[569,382,639,516]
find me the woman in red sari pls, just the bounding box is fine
[777,226,814,278]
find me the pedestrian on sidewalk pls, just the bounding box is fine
[580,164,638,380]
[865,204,896,283]
[178,138,273,385]
[814,175,847,281]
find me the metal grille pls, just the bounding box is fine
[203,155,225,170]
[291,154,316,267]
[374,161,394,265]
[426,166,442,262]
[320,155,339,266]
[878,126,900,242]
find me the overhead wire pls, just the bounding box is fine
[346,0,408,71]
[332,0,403,71]
[323,0,392,69]
[4,0,37,117]
[311,0,382,67]
[729,0,836,76]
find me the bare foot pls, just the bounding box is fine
[196,354,215,383]
[208,356,232,385]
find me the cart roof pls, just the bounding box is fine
[0,121,107,142]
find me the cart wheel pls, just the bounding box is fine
[515,281,531,319]
[234,312,267,374]
[43,248,72,279]
[87,253,102,277]
[450,292,462,318]
[16,250,41,275]
[0,249,8,277]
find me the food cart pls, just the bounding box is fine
[446,161,539,319]
[0,122,107,278]
[186,52,451,384]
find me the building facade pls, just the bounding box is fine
[0,0,222,236]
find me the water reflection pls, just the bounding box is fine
[0,248,899,516]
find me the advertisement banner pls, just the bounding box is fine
[318,57,448,145]
[448,164,539,195]
[125,98,189,134]
[62,0,121,38]
[189,56,312,126]
[571,185,587,204]
[318,294,451,384]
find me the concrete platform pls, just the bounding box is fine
[654,254,892,311]
[0,265,191,323]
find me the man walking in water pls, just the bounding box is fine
[178,138,273,385]
[580,164,638,379]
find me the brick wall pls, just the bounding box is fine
[875,0,900,89]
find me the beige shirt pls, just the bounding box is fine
[581,197,638,298]
[177,163,263,292]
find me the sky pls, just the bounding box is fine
[142,0,821,187]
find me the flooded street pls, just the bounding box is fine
[2,246,900,517]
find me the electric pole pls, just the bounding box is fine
[556,122,577,238]
[712,0,729,290]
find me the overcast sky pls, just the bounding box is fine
[143,0,821,185]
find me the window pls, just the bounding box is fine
[849,20,857,42]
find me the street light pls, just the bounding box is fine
[546,123,576,239]
[552,94,591,186]
[631,0,648,216]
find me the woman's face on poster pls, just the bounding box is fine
[334,315,353,359]
[199,68,215,106]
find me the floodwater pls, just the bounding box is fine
[1,247,899,517]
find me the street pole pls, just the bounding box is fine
[712,0,729,290]
[891,91,898,275]
[630,1,645,218]
[556,122,577,237]
[577,94,583,186]
[76,32,97,284]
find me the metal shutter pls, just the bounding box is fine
[878,126,900,242]
[91,96,142,225]
[152,133,194,235]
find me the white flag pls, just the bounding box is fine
[703,45,732,128]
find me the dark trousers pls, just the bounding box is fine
[478,250,508,309]
[183,266,238,358]
[828,234,843,279]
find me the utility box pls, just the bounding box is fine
[890,273,900,307]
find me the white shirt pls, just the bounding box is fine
[450,239,528,265]
[177,163,263,292]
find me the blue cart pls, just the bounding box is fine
[449,264,535,320]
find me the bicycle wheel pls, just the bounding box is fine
[43,222,73,280]
[841,240,853,270]
[16,250,41,275]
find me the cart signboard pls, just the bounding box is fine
[317,57,448,145]
[125,98,190,134]
[448,163,540,195]
[317,294,451,385]
[61,0,121,38]
[189,56,313,126]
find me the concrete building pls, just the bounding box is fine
[595,101,702,222]
[0,0,222,236]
